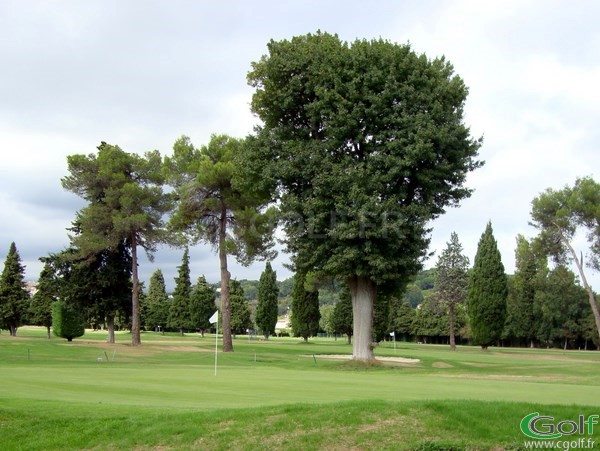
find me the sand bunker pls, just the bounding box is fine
[307,354,420,364]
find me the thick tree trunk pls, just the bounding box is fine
[10,325,17,337]
[449,303,456,351]
[131,233,141,346]
[561,235,600,343]
[348,275,376,361]
[180,327,184,337]
[219,207,233,352]
[346,334,351,345]
[107,315,115,344]
[47,326,51,339]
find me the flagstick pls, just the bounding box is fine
[214,311,219,377]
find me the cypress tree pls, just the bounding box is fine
[169,248,192,336]
[290,272,320,342]
[255,262,279,339]
[189,275,215,336]
[145,269,169,333]
[0,242,29,336]
[28,261,58,339]
[229,279,252,336]
[331,286,353,344]
[504,235,538,347]
[467,222,508,349]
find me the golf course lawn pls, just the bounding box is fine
[1,327,599,450]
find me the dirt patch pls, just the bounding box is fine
[432,362,453,368]
[305,354,420,364]
[440,373,533,381]
[60,341,211,357]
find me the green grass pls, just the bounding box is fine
[1,327,600,450]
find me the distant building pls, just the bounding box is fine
[24,281,38,297]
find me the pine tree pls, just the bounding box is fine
[255,262,279,339]
[28,261,58,339]
[169,248,192,336]
[229,280,252,336]
[0,242,29,336]
[62,143,169,346]
[290,272,320,342]
[189,275,215,336]
[145,269,170,333]
[435,232,470,350]
[467,222,508,349]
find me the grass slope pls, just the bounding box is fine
[1,327,599,450]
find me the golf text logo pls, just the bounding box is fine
[520,412,598,440]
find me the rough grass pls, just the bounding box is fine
[1,327,600,450]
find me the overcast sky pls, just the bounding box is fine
[0,0,598,291]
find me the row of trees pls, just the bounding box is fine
[317,220,598,351]
[0,241,283,340]
[1,32,598,362]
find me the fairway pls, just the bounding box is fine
[2,328,599,450]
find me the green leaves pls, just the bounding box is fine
[467,222,508,347]
[0,242,29,335]
[256,262,279,338]
[248,32,482,292]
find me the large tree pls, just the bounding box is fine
[165,135,276,352]
[467,222,508,349]
[0,242,29,336]
[169,248,192,336]
[42,245,131,343]
[62,142,169,346]
[255,262,279,339]
[534,266,588,349]
[435,232,469,350]
[530,176,600,341]
[189,275,215,336]
[144,269,170,333]
[248,32,482,360]
[290,272,320,342]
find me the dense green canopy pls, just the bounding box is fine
[248,32,482,360]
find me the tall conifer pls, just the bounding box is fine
[0,242,29,336]
[467,222,508,349]
[255,262,279,339]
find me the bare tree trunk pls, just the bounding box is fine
[346,334,351,345]
[449,303,456,351]
[47,326,51,339]
[131,233,141,346]
[561,235,600,342]
[219,206,233,353]
[10,325,17,337]
[180,327,184,337]
[348,275,376,361]
[107,314,115,344]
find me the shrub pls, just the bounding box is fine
[52,301,85,342]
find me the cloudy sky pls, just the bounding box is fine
[0,0,598,291]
